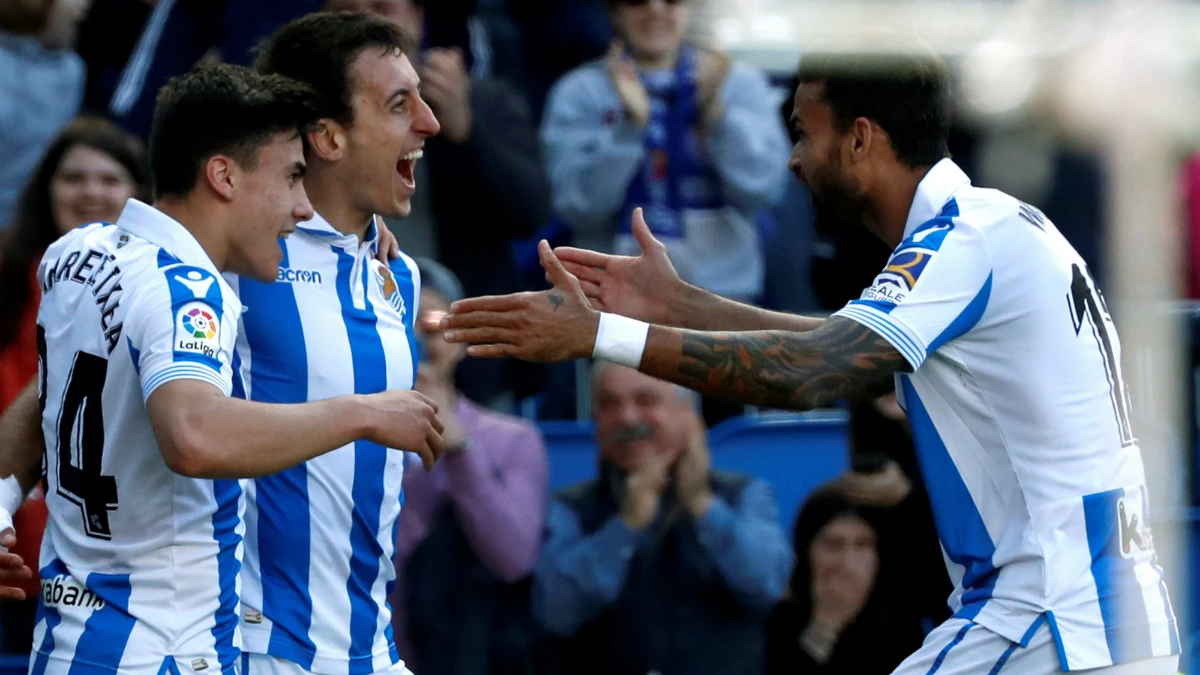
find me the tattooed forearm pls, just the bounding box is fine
[638,317,911,411]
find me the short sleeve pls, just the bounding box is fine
[124,265,236,401]
[834,217,994,371]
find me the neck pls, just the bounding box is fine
[869,165,933,249]
[155,196,230,270]
[304,164,372,240]
[633,49,680,72]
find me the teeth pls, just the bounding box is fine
[401,149,423,161]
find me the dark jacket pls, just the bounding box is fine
[547,469,771,675]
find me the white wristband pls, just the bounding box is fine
[0,475,20,550]
[592,313,650,369]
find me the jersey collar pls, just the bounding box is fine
[115,199,220,274]
[903,158,971,239]
[295,211,381,253]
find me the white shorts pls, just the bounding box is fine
[890,618,1179,675]
[240,653,414,675]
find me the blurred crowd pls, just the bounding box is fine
[0,0,1181,673]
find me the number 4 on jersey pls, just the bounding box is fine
[37,326,119,539]
[1068,264,1136,447]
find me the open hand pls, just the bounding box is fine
[443,241,599,362]
[552,207,685,325]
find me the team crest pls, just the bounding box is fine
[878,250,932,291]
[375,266,406,318]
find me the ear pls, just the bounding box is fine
[203,156,236,201]
[848,117,875,163]
[306,119,346,163]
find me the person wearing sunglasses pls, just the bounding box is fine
[541,0,791,311]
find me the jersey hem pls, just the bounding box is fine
[241,627,400,675]
[961,608,1180,672]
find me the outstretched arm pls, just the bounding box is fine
[554,208,824,333]
[639,317,907,410]
[444,241,908,410]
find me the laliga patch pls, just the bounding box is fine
[375,265,407,319]
[175,301,221,360]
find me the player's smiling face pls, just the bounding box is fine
[340,47,440,219]
[225,132,313,282]
[788,81,873,235]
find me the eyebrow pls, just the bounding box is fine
[386,86,413,105]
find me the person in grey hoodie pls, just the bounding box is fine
[541,0,790,303]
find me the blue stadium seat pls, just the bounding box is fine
[540,413,850,526]
[0,655,25,675]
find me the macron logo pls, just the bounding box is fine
[277,268,323,284]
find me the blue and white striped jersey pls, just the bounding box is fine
[835,159,1179,671]
[32,200,244,675]
[228,213,419,675]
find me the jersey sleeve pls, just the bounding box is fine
[124,264,236,401]
[833,217,994,371]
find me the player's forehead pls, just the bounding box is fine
[252,131,305,169]
[792,81,832,130]
[348,47,418,108]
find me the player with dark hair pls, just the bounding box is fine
[0,63,443,675]
[236,11,441,675]
[441,51,1180,675]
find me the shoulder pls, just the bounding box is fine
[723,61,773,91]
[545,60,611,108]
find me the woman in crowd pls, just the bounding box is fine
[0,116,145,655]
[765,483,925,675]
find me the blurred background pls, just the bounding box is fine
[3,0,1200,673]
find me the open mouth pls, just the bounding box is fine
[397,149,423,190]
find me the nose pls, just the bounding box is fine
[414,95,441,138]
[81,177,104,199]
[293,188,314,222]
[788,149,807,186]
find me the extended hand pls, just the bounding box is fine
[553,207,685,325]
[443,241,600,362]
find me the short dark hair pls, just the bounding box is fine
[797,51,951,168]
[254,12,416,126]
[148,64,321,198]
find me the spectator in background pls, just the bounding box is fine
[0,116,146,656]
[765,483,923,674]
[0,0,91,229]
[329,0,552,407]
[842,393,951,638]
[541,0,790,305]
[535,364,792,675]
[103,0,322,139]
[393,258,550,675]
